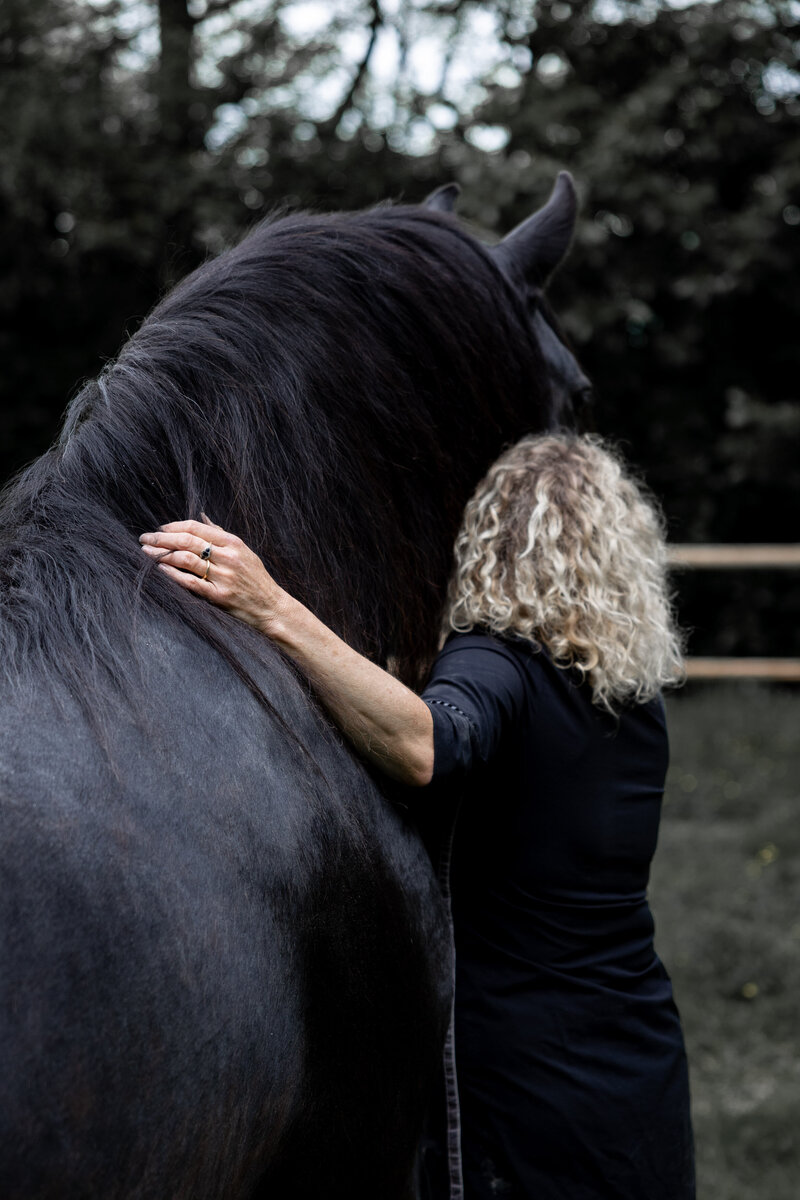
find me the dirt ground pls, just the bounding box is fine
[651,684,800,1199]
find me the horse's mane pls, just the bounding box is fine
[0,203,552,725]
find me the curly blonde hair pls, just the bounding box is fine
[443,433,685,711]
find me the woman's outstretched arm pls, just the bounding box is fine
[139,518,434,786]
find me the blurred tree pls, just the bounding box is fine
[1,0,124,473]
[0,0,197,473]
[461,0,800,548]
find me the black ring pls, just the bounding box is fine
[200,545,212,561]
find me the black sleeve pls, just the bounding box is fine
[421,635,528,782]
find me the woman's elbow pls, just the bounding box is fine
[403,741,434,788]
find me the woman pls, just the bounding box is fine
[140,433,695,1199]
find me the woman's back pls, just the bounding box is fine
[423,632,694,1199]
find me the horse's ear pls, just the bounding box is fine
[424,183,461,213]
[492,171,577,288]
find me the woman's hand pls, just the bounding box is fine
[140,516,434,785]
[139,517,289,635]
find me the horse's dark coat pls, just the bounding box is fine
[0,179,583,1198]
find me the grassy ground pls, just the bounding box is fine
[650,685,800,1200]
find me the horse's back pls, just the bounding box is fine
[0,620,451,1198]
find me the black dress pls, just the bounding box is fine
[421,632,695,1200]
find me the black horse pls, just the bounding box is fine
[0,174,587,1199]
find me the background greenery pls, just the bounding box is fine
[2,5,798,1190]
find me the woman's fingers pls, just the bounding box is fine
[139,524,235,583]
[143,541,238,595]
[141,546,210,575]
[140,520,247,592]
[156,562,213,591]
[140,531,200,553]
[156,518,238,546]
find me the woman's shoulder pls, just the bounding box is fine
[436,628,537,662]
[435,632,615,712]
[431,629,540,691]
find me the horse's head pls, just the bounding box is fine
[426,172,591,428]
[21,173,593,695]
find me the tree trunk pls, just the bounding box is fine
[156,0,204,279]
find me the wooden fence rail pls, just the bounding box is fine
[668,545,800,682]
[669,544,800,569]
